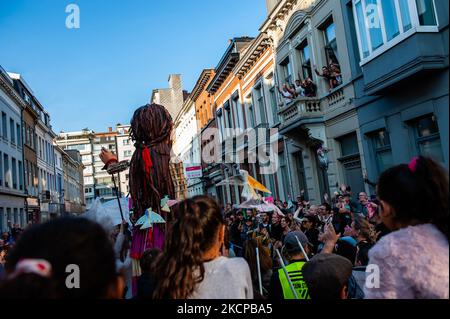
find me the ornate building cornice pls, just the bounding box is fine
[234,33,272,80]
[0,70,26,109]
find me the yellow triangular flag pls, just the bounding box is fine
[248,175,272,194]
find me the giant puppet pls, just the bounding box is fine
[101,103,182,294]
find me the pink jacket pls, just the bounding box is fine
[364,223,449,299]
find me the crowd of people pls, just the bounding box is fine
[0,223,25,280]
[223,187,389,299]
[0,156,447,300]
[0,102,447,301]
[277,75,318,105]
[277,62,342,106]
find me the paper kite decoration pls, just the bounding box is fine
[161,195,171,213]
[217,170,271,200]
[135,208,166,230]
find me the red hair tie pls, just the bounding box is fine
[408,157,419,173]
[141,145,153,177]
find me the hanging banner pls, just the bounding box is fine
[185,166,203,179]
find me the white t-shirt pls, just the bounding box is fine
[281,90,293,104]
[189,256,254,299]
[295,83,305,96]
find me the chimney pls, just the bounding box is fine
[168,74,182,91]
[108,127,113,133]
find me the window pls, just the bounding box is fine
[18,161,24,191]
[370,130,394,173]
[414,115,443,162]
[216,109,224,141]
[298,41,312,80]
[246,97,256,128]
[39,138,43,158]
[20,208,25,227]
[1,112,7,138]
[6,208,11,226]
[68,144,87,151]
[280,57,293,85]
[399,0,412,31]
[123,150,132,158]
[340,133,360,157]
[232,94,242,129]
[3,154,9,188]
[355,0,371,58]
[10,119,15,144]
[382,0,401,41]
[224,101,233,129]
[16,123,21,146]
[24,93,31,104]
[280,152,291,200]
[353,0,438,62]
[0,151,2,186]
[123,139,130,146]
[254,86,267,124]
[323,20,339,65]
[12,158,17,189]
[269,86,278,124]
[293,151,308,200]
[416,0,437,26]
[0,208,3,232]
[13,208,18,225]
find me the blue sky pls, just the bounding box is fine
[0,0,266,133]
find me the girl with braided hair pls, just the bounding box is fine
[152,196,253,299]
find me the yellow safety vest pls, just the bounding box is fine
[278,261,310,299]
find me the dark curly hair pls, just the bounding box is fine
[152,196,224,299]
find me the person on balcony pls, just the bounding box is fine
[330,62,342,86]
[294,77,305,98]
[314,65,339,91]
[302,77,317,97]
[277,84,294,105]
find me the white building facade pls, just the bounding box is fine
[173,98,203,198]
[116,124,134,197]
[56,130,95,207]
[35,106,57,222]
[0,67,26,232]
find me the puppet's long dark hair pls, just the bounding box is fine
[129,104,175,219]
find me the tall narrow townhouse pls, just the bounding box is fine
[206,37,254,206]
[262,0,366,203]
[191,69,220,200]
[233,33,290,202]
[9,72,40,224]
[0,67,26,231]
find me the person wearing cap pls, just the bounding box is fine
[302,253,353,299]
[269,231,311,299]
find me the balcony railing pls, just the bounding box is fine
[325,87,345,109]
[278,97,322,130]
